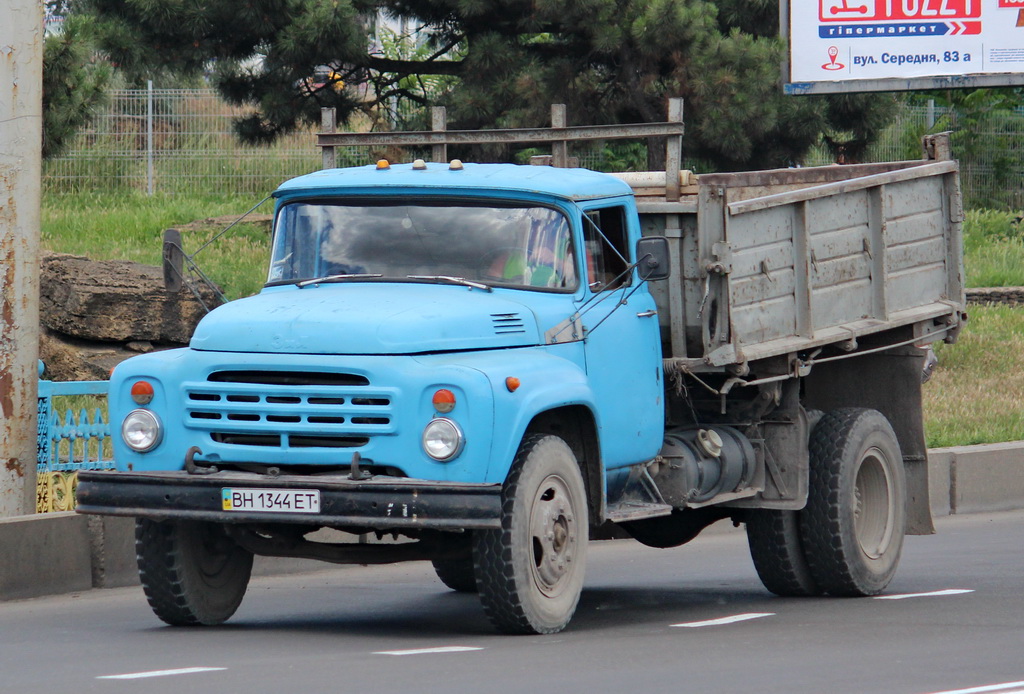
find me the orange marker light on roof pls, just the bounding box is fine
[131,380,155,405]
[505,377,521,392]
[376,159,391,170]
[432,389,456,413]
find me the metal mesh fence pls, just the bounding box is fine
[43,89,1024,208]
[43,88,328,196]
[805,104,1024,209]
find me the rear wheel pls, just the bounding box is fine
[473,434,588,634]
[800,409,906,596]
[746,408,822,597]
[746,509,821,596]
[431,556,478,593]
[136,519,253,626]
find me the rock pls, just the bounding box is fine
[39,331,119,382]
[966,287,1024,306]
[125,341,155,353]
[40,252,220,344]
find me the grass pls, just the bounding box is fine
[962,209,1024,288]
[924,304,1024,448]
[41,191,273,299]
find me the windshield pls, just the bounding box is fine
[268,201,578,291]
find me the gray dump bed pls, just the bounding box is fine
[619,157,965,370]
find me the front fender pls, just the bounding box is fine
[416,344,595,484]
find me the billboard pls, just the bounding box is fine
[785,0,1024,93]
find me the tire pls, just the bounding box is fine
[473,434,589,634]
[746,509,821,596]
[800,409,906,596]
[136,519,253,626]
[431,556,478,593]
[745,407,823,597]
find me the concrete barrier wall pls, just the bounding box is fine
[928,441,1024,516]
[3,442,1023,602]
[0,513,93,600]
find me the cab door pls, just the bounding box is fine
[577,201,664,469]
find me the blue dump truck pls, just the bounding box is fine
[78,105,966,634]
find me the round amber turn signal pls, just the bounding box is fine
[432,389,456,413]
[131,380,155,405]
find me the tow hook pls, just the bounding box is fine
[184,446,218,475]
[349,451,372,480]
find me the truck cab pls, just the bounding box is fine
[113,161,664,488]
[83,160,671,634]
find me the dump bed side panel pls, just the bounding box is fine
[641,160,965,366]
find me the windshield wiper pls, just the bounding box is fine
[297,273,383,288]
[406,275,492,292]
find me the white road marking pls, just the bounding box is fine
[373,646,484,656]
[97,667,227,680]
[923,681,1024,694]
[670,612,775,628]
[874,588,975,600]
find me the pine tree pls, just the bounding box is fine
[43,15,112,159]
[84,0,894,170]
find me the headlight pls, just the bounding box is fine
[122,409,163,452]
[422,418,464,462]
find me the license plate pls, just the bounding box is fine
[221,488,321,513]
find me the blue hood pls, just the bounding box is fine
[190,283,541,355]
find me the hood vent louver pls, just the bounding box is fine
[491,312,527,335]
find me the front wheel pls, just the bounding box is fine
[136,519,253,626]
[473,434,589,634]
[800,409,906,596]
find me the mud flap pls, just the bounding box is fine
[803,340,935,535]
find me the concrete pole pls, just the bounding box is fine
[0,0,43,516]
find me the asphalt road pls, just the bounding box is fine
[3,511,1023,694]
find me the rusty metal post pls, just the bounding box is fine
[0,0,44,516]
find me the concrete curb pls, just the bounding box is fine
[927,441,1024,516]
[3,442,1023,602]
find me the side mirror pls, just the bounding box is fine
[163,228,185,293]
[636,236,671,281]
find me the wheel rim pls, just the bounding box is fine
[853,446,896,559]
[528,473,580,598]
[192,524,241,587]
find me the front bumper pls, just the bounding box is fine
[76,470,502,531]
